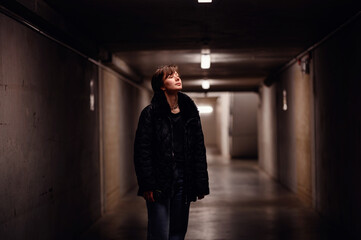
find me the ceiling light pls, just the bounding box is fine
[198,0,212,3]
[202,80,210,90]
[198,106,213,114]
[201,54,211,69]
[201,49,211,69]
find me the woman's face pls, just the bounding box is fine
[161,71,182,92]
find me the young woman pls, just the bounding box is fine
[134,65,210,240]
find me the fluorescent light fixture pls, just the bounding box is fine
[198,0,212,3]
[202,80,210,90]
[201,54,211,69]
[198,105,213,114]
[201,48,211,69]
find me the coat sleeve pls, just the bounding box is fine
[134,106,156,194]
[193,117,210,196]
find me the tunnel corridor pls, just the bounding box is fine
[1,1,361,240]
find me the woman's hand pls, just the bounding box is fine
[143,191,155,202]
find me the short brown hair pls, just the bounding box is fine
[151,65,178,93]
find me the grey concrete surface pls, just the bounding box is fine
[258,85,278,179]
[80,157,334,240]
[193,97,219,149]
[313,16,361,238]
[275,60,313,203]
[258,13,361,238]
[230,93,259,158]
[100,69,151,212]
[0,12,100,239]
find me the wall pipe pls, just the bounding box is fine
[0,2,150,92]
[264,10,361,86]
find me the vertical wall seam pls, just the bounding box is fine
[98,67,106,215]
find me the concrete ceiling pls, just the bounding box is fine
[45,0,361,91]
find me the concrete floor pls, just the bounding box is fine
[80,156,336,240]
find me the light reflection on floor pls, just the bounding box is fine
[80,155,334,240]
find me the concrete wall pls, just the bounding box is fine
[0,12,100,239]
[100,70,151,212]
[230,92,258,158]
[275,61,314,201]
[257,85,278,179]
[215,93,231,158]
[313,16,361,237]
[258,52,315,206]
[258,14,361,238]
[192,97,219,150]
[190,92,231,158]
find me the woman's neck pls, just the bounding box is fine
[164,91,180,113]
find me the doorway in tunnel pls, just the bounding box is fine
[187,91,259,164]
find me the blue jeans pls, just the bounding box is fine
[146,184,190,240]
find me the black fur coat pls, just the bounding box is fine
[134,91,209,202]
